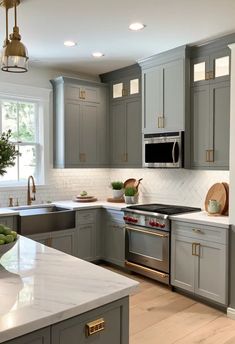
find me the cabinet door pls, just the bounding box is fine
[5,328,50,344]
[110,101,127,165]
[27,232,50,246]
[171,235,195,292]
[142,66,163,134]
[77,223,96,261]
[51,229,76,256]
[191,85,210,168]
[64,101,82,167]
[194,240,228,305]
[210,81,230,169]
[97,87,109,165]
[104,220,125,267]
[126,97,142,166]
[163,59,184,131]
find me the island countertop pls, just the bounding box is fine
[0,236,138,343]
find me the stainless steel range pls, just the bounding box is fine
[123,204,201,285]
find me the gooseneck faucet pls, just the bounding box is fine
[27,176,36,206]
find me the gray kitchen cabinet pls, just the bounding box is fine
[171,221,229,305]
[28,228,76,256]
[103,210,125,267]
[0,216,17,231]
[76,210,100,261]
[141,59,184,134]
[139,46,189,135]
[191,81,230,169]
[51,297,129,344]
[5,327,50,344]
[110,97,142,167]
[100,64,142,168]
[51,76,109,168]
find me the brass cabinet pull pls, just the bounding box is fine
[205,150,210,162]
[209,71,214,80]
[125,153,128,162]
[79,153,86,162]
[192,243,196,256]
[79,90,86,99]
[85,318,105,337]
[122,88,128,97]
[205,72,210,80]
[192,228,203,234]
[195,243,201,257]
[209,149,214,162]
[157,116,164,128]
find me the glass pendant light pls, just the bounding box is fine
[1,0,29,73]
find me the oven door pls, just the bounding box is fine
[125,225,169,273]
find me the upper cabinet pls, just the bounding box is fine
[139,46,190,135]
[190,41,232,170]
[100,65,142,168]
[51,77,109,168]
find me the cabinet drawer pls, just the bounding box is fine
[172,221,228,245]
[76,210,96,225]
[105,210,124,223]
[51,298,129,344]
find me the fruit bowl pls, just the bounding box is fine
[0,236,18,258]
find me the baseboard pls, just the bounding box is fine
[227,307,235,319]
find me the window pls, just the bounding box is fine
[113,83,123,98]
[0,99,41,184]
[193,62,206,82]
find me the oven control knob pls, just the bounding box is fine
[155,222,160,227]
[123,216,127,221]
[160,223,166,229]
[133,218,138,223]
[149,220,154,226]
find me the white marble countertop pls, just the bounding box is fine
[54,200,128,211]
[0,236,138,343]
[0,208,19,216]
[170,211,230,228]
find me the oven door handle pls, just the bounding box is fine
[126,226,169,238]
[172,140,176,164]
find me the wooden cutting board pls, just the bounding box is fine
[74,197,97,203]
[107,197,125,203]
[222,182,229,215]
[204,183,227,215]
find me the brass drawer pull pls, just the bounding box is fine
[157,116,164,128]
[192,228,203,234]
[195,243,201,257]
[85,318,105,337]
[192,243,196,256]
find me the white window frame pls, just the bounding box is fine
[0,82,51,189]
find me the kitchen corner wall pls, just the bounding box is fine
[109,169,229,208]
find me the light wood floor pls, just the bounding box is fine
[103,264,235,344]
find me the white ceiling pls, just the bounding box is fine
[1,0,235,75]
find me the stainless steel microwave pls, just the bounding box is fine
[143,132,184,168]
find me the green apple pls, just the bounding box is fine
[10,231,17,240]
[0,225,5,234]
[5,235,14,243]
[3,227,11,236]
[0,239,5,245]
[0,234,5,243]
[80,190,88,196]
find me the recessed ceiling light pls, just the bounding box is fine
[64,41,77,47]
[129,22,146,31]
[92,52,105,58]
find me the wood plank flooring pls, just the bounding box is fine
[102,264,235,344]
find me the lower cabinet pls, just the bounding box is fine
[171,221,229,305]
[5,298,129,344]
[76,210,101,261]
[51,297,129,344]
[103,210,125,267]
[5,327,50,344]
[28,228,76,256]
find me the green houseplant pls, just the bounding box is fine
[124,187,138,204]
[0,130,20,177]
[111,181,124,199]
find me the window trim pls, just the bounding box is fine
[0,82,51,188]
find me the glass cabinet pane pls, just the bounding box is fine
[194,62,206,82]
[113,83,123,98]
[130,78,139,95]
[215,56,229,78]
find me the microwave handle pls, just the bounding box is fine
[172,141,176,164]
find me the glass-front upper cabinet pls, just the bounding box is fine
[191,49,230,85]
[112,77,140,99]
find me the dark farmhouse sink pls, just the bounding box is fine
[15,206,75,235]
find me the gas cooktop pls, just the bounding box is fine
[125,203,201,215]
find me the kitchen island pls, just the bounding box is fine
[0,236,138,343]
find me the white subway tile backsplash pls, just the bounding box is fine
[0,167,229,210]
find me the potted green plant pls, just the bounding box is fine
[0,130,20,177]
[111,181,124,199]
[124,187,138,204]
